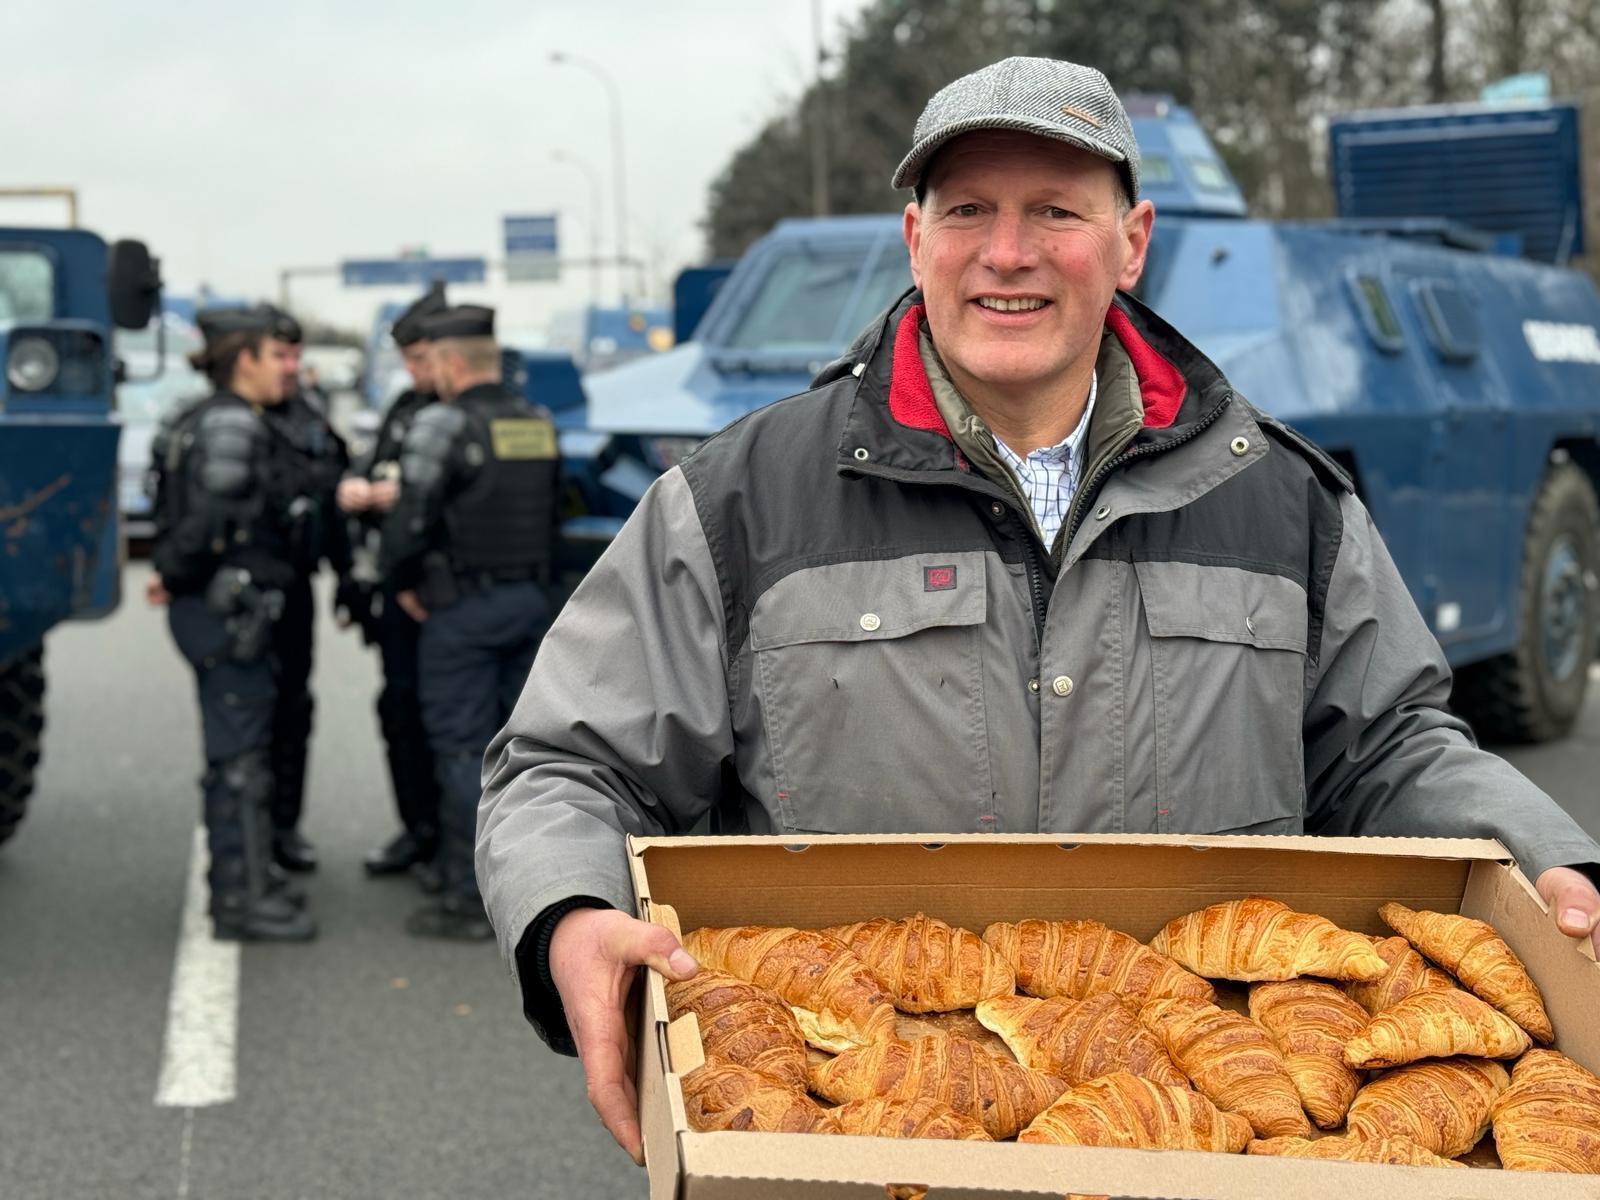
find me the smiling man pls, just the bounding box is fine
[477,57,1600,1160]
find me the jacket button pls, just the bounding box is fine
[1027,678,1040,694]
[853,447,870,461]
[990,502,1005,518]
[1231,436,1251,456]
[1052,675,1074,697]
[1094,505,1111,520]
[859,613,881,632]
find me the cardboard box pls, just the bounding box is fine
[628,833,1600,1200]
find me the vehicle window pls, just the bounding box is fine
[117,362,209,422]
[1346,271,1405,353]
[1186,157,1231,192]
[725,243,906,351]
[1411,278,1478,362]
[830,242,912,344]
[1140,154,1175,185]
[0,249,54,323]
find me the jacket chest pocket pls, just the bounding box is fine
[1134,560,1308,834]
[749,552,992,834]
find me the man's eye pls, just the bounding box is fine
[1046,207,1076,220]
[950,204,981,217]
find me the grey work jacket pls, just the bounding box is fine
[478,290,1600,1046]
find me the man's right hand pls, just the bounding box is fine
[145,572,170,607]
[335,477,371,514]
[548,907,698,1164]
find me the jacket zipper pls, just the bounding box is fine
[1059,390,1235,557]
[1013,511,1048,642]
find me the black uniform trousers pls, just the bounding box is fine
[269,575,315,834]
[376,589,441,844]
[417,581,548,905]
[168,595,277,910]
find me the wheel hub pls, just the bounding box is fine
[1540,534,1587,683]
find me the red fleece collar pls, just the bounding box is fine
[885,301,1187,437]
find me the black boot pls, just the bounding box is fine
[206,751,317,942]
[363,828,434,875]
[406,894,494,941]
[407,752,491,940]
[273,827,318,873]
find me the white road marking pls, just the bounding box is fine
[175,1108,195,1200]
[1591,663,1600,682]
[155,827,240,1108]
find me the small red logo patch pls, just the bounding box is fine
[924,565,957,592]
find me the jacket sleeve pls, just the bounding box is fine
[377,404,464,589]
[476,467,734,1046]
[1304,491,1600,878]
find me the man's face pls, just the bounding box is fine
[273,338,302,395]
[402,341,436,391]
[904,131,1153,398]
[429,344,458,401]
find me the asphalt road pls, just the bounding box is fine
[3,563,1598,1200]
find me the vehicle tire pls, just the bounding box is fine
[0,645,46,847]
[1452,463,1600,744]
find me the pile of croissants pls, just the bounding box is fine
[665,897,1600,1173]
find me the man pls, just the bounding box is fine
[380,304,561,939]
[477,57,1600,1159]
[337,282,449,884]
[148,306,317,941]
[258,305,351,873]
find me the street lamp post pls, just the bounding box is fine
[551,150,603,312]
[550,51,631,306]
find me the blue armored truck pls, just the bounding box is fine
[0,227,161,844]
[573,98,1600,743]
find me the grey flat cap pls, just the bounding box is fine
[893,56,1139,200]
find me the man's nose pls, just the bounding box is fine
[979,210,1038,274]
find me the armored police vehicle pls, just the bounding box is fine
[0,227,160,845]
[574,97,1600,744]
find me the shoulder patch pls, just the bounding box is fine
[1255,413,1354,495]
[489,417,557,460]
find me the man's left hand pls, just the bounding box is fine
[396,588,428,623]
[1535,866,1600,957]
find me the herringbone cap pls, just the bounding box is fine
[892,56,1139,200]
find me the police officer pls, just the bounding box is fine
[148,306,317,941]
[258,305,351,873]
[379,303,559,939]
[336,283,447,883]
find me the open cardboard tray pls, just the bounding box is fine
[628,833,1600,1200]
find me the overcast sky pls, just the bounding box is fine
[8,0,875,336]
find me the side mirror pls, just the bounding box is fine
[107,239,163,330]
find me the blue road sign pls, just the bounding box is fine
[341,257,486,287]
[504,214,559,256]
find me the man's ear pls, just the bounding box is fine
[902,201,925,291]
[1117,199,1156,292]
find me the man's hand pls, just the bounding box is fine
[549,907,697,1164]
[395,589,428,623]
[369,479,401,512]
[1535,866,1600,957]
[335,477,371,514]
[145,572,170,607]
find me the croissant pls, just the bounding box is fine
[982,919,1213,1005]
[1491,1049,1600,1173]
[1247,1134,1465,1168]
[665,968,808,1092]
[1344,934,1457,1015]
[683,926,895,1052]
[975,993,1186,1087]
[1017,1071,1252,1153]
[1139,996,1311,1138]
[820,913,1015,1013]
[829,1095,992,1141]
[1150,897,1387,982]
[1345,1056,1509,1159]
[1379,903,1554,1043]
[808,1034,1067,1140]
[681,1057,841,1134]
[1246,980,1368,1128]
[1343,986,1531,1069]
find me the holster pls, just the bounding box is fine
[205,566,286,663]
[416,552,461,612]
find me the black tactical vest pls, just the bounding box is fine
[443,383,558,576]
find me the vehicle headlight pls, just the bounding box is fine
[7,336,60,391]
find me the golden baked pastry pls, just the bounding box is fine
[820,913,1015,1013]
[1342,986,1531,1069]
[1017,1071,1252,1152]
[829,1095,992,1140]
[1344,934,1457,1015]
[975,993,1186,1087]
[1345,1056,1509,1159]
[666,968,808,1092]
[1139,996,1311,1138]
[682,1056,841,1134]
[1247,979,1368,1128]
[808,1034,1067,1140]
[1491,1048,1600,1173]
[683,925,895,1052]
[1378,903,1554,1043]
[982,918,1213,1005]
[1247,1134,1465,1168]
[1150,897,1387,982]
